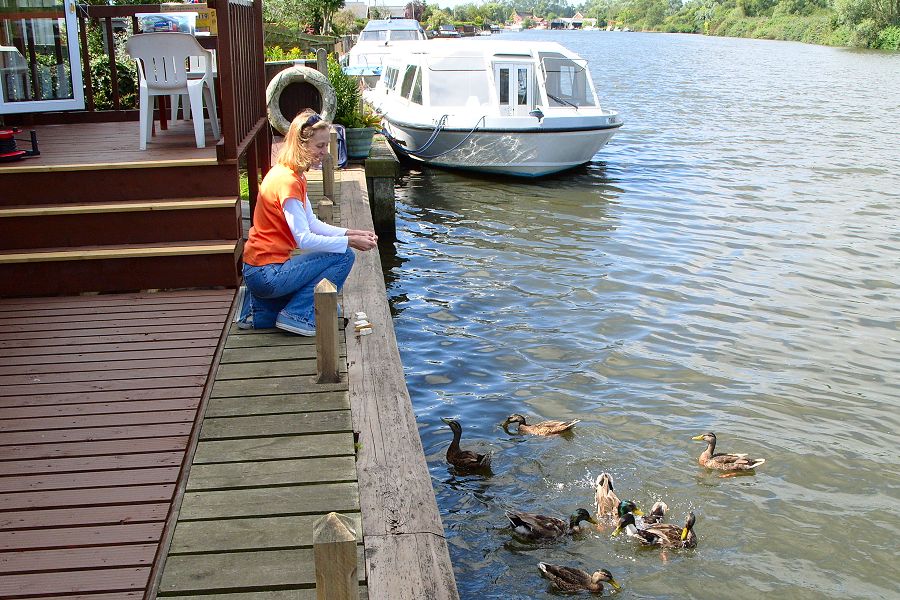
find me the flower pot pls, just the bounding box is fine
[344,127,376,159]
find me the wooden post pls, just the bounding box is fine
[314,279,340,384]
[330,129,338,165]
[313,512,358,600]
[322,150,335,201]
[316,48,327,77]
[318,198,334,225]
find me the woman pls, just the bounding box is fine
[239,109,377,335]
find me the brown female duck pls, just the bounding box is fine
[538,562,621,594]
[691,432,765,472]
[441,417,491,470]
[613,511,697,549]
[501,413,580,436]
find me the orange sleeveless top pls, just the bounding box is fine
[242,164,306,266]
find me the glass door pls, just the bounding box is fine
[493,62,533,117]
[0,0,84,114]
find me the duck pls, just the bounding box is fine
[594,472,622,521]
[501,413,580,436]
[441,417,491,470]
[505,508,597,540]
[537,562,621,594]
[691,432,765,472]
[612,511,697,549]
[642,501,669,526]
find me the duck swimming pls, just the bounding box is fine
[506,508,597,540]
[691,432,765,472]
[594,473,621,522]
[613,511,697,549]
[538,562,621,594]
[501,413,580,436]
[441,417,491,470]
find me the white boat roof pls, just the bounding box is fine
[361,19,423,31]
[381,39,583,61]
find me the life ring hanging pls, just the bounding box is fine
[265,66,337,135]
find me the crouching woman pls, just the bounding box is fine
[240,109,377,335]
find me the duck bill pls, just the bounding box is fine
[611,526,622,537]
[681,527,689,540]
[632,508,644,516]
[587,516,598,525]
[609,579,622,590]
[690,434,705,441]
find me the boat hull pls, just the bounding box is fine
[382,118,622,177]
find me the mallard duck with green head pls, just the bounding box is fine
[506,508,597,540]
[691,432,765,472]
[441,417,491,470]
[501,413,580,436]
[612,511,697,549]
[538,562,621,594]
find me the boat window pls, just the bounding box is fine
[499,69,510,105]
[390,31,420,42]
[539,52,596,107]
[384,67,399,91]
[410,69,423,104]
[400,65,417,99]
[517,68,528,105]
[428,69,490,107]
[360,30,387,42]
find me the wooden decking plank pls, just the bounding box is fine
[219,344,320,363]
[224,331,318,348]
[215,360,347,381]
[185,456,356,491]
[0,333,221,352]
[0,484,174,511]
[365,533,460,600]
[0,503,168,530]
[192,433,353,464]
[178,482,359,520]
[0,304,231,323]
[0,376,208,397]
[158,547,364,595]
[1,347,217,368]
[1,399,201,419]
[0,452,183,476]
[0,411,196,432]
[0,356,213,377]
[1,524,163,551]
[160,589,368,600]
[0,466,180,493]
[205,392,348,418]
[0,544,157,574]
[3,388,201,409]
[199,412,352,440]
[0,366,209,387]
[0,566,150,597]
[0,423,192,446]
[0,437,188,461]
[0,322,223,342]
[211,377,346,398]
[169,514,362,554]
[0,289,232,309]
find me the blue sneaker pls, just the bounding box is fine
[275,312,316,336]
[236,314,254,330]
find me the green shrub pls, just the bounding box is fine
[264,45,311,62]
[876,25,900,49]
[327,54,363,128]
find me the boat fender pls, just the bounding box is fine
[265,66,337,135]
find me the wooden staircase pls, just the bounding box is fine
[0,130,244,298]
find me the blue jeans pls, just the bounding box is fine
[242,248,355,329]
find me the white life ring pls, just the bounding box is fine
[265,66,337,135]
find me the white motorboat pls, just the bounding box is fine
[364,40,622,177]
[342,19,427,84]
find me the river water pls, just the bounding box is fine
[380,30,900,599]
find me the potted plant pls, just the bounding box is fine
[327,55,381,159]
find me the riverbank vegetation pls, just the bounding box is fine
[426,0,899,50]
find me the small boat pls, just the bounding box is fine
[342,19,427,85]
[364,40,622,178]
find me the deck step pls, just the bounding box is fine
[0,198,241,250]
[0,241,242,297]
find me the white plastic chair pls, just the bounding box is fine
[125,33,220,149]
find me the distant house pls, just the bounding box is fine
[369,5,408,19]
[344,2,368,19]
[510,11,533,26]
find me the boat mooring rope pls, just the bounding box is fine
[382,115,487,160]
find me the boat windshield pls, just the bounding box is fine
[391,30,421,41]
[539,53,596,107]
[427,56,490,108]
[360,30,387,41]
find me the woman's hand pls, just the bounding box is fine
[347,232,377,251]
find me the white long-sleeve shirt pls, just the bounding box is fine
[283,196,348,254]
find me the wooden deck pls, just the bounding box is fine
[0,289,233,599]
[0,121,217,174]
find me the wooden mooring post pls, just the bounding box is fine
[313,512,358,600]
[314,278,340,383]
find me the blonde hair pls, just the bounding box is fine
[275,109,331,172]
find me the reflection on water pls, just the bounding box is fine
[385,31,900,600]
